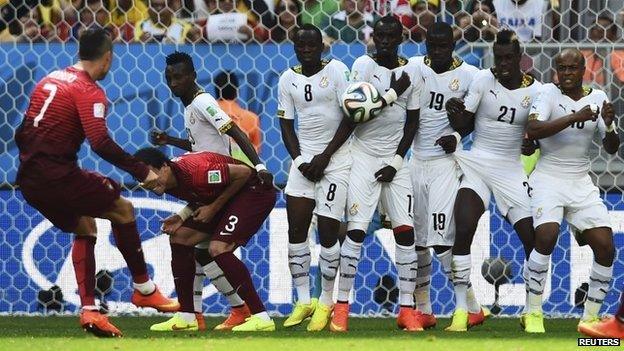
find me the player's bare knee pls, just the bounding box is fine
[74,217,97,237]
[105,198,135,224]
[393,226,414,246]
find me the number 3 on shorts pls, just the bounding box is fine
[220,215,239,236]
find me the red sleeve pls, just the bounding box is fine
[75,84,149,180]
[190,155,231,189]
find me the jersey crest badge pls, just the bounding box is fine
[319,76,329,88]
[208,170,222,184]
[349,203,359,216]
[521,96,531,108]
[449,78,460,91]
[93,103,105,118]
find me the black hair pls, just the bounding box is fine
[214,71,238,100]
[494,29,521,54]
[426,21,453,41]
[374,14,403,34]
[295,23,322,42]
[165,51,195,72]
[78,28,112,61]
[134,147,170,168]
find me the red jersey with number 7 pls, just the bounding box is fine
[15,66,148,182]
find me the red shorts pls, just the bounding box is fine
[18,169,121,232]
[182,185,277,246]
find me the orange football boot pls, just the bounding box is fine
[131,286,180,312]
[397,307,423,331]
[196,313,206,331]
[80,310,123,338]
[214,304,251,331]
[330,302,349,332]
[468,309,486,328]
[579,317,624,339]
[414,310,437,329]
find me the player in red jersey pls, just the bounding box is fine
[133,148,277,332]
[15,28,179,337]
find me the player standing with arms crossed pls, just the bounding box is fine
[524,48,619,333]
[442,30,541,331]
[277,24,353,330]
[407,22,484,330]
[15,28,179,337]
[150,52,272,331]
[329,15,421,332]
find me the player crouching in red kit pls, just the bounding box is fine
[15,28,179,338]
[134,148,277,332]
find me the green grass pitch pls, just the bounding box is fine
[0,316,617,351]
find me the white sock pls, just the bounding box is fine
[193,261,205,313]
[395,243,417,307]
[414,249,432,314]
[523,259,530,314]
[254,311,271,321]
[452,254,471,311]
[583,261,613,320]
[288,242,311,304]
[318,241,340,306]
[527,250,550,313]
[133,279,156,295]
[178,311,197,323]
[202,261,244,307]
[337,237,363,302]
[438,249,454,283]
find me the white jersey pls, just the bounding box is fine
[277,59,351,156]
[529,84,612,177]
[350,55,422,157]
[493,0,547,42]
[184,92,232,154]
[410,56,478,159]
[464,69,542,158]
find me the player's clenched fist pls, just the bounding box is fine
[435,134,458,154]
[573,104,599,123]
[601,101,616,128]
[161,214,183,235]
[257,170,274,188]
[375,165,397,182]
[445,97,465,119]
[150,129,169,146]
[193,204,218,223]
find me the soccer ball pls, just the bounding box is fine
[481,257,512,286]
[341,81,384,123]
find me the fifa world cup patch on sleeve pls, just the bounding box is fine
[93,103,105,118]
[207,170,222,184]
[206,106,218,116]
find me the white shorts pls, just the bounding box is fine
[284,152,351,221]
[455,149,532,225]
[409,156,461,247]
[529,170,611,242]
[347,151,414,232]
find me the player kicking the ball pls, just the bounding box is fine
[329,15,421,332]
[134,148,277,331]
[524,48,619,333]
[277,24,352,331]
[150,52,272,331]
[407,22,483,330]
[15,29,179,337]
[442,30,541,331]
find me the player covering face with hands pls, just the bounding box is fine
[15,28,179,338]
[135,148,277,332]
[523,48,619,333]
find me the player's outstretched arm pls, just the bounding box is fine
[150,129,192,151]
[600,101,620,155]
[279,118,314,181]
[375,109,419,182]
[527,105,598,140]
[226,124,273,186]
[193,164,252,223]
[308,117,356,182]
